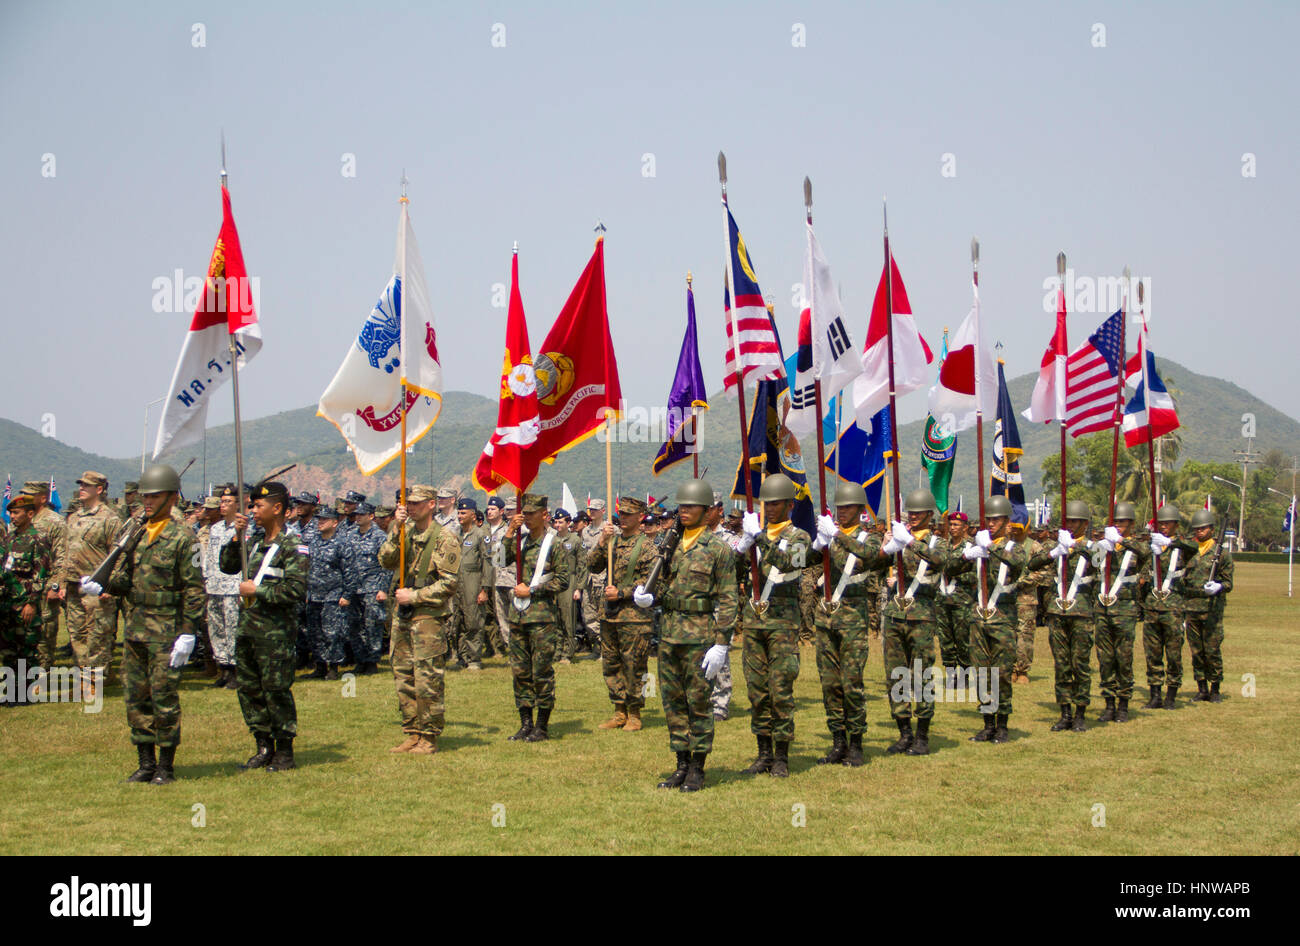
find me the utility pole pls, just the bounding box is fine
[1232,439,1261,551]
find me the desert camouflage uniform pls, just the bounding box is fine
[811,524,881,738]
[742,521,811,742]
[451,522,490,666]
[33,504,66,669]
[1092,537,1152,702]
[57,503,122,673]
[1181,538,1234,687]
[1028,539,1097,709]
[504,527,570,711]
[203,520,242,666]
[579,521,606,646]
[586,531,655,713]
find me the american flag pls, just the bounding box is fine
[1066,310,1125,438]
[722,206,783,391]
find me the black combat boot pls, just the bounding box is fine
[266,738,295,772]
[308,662,328,680]
[657,752,690,789]
[1162,685,1178,709]
[887,718,913,754]
[992,714,1010,743]
[1070,705,1087,732]
[223,666,238,689]
[770,741,791,778]
[508,707,533,741]
[525,708,551,741]
[1193,679,1210,702]
[1209,681,1222,703]
[817,731,847,764]
[125,744,156,783]
[1098,697,1117,722]
[209,667,228,688]
[1144,686,1162,709]
[325,664,340,681]
[1050,704,1073,732]
[241,733,274,770]
[1116,698,1130,722]
[742,736,773,774]
[906,719,931,755]
[681,752,707,792]
[150,746,176,785]
[843,733,865,767]
[970,714,996,742]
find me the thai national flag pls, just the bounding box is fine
[1122,329,1179,446]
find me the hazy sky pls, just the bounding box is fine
[3,0,1296,459]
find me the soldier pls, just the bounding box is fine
[1010,521,1049,684]
[1182,508,1233,703]
[705,495,734,721]
[579,498,607,654]
[55,472,122,696]
[450,498,491,671]
[339,490,366,535]
[948,496,1027,743]
[434,487,461,537]
[731,473,811,777]
[1,494,53,706]
[1027,500,1098,732]
[304,506,348,679]
[345,502,389,675]
[587,496,656,732]
[809,481,882,766]
[552,509,581,664]
[85,464,203,785]
[935,510,974,679]
[374,504,397,655]
[502,493,571,742]
[379,484,461,754]
[219,482,309,772]
[201,488,242,689]
[21,483,67,672]
[633,479,737,791]
[117,481,143,522]
[1091,501,1151,723]
[484,496,513,656]
[1141,506,1197,708]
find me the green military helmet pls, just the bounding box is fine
[1155,505,1182,524]
[675,478,714,507]
[1064,499,1091,521]
[138,463,181,495]
[833,480,869,507]
[757,473,796,502]
[1190,509,1216,529]
[903,488,936,514]
[986,495,1013,518]
[1113,501,1137,521]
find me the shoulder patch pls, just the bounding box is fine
[297,544,310,555]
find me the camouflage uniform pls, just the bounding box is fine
[1140,537,1197,689]
[1028,539,1098,711]
[57,502,122,674]
[868,532,945,722]
[1181,539,1234,689]
[378,519,460,738]
[1,523,52,701]
[812,525,881,738]
[486,519,513,651]
[948,536,1027,717]
[579,519,606,646]
[203,520,242,666]
[586,526,655,715]
[108,518,204,747]
[555,529,582,661]
[1092,537,1151,704]
[935,535,975,670]
[306,527,348,664]
[742,520,811,743]
[220,528,309,741]
[1012,536,1050,677]
[451,520,491,667]
[345,522,389,665]
[658,527,738,754]
[504,524,570,712]
[708,527,743,719]
[32,502,66,669]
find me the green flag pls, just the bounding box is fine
[921,414,956,513]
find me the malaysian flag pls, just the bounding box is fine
[722,206,783,391]
[1066,310,1125,438]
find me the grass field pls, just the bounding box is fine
[2,563,1297,856]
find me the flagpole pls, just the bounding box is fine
[719,151,762,603]
[804,178,834,606]
[1103,266,1129,596]
[972,238,989,611]
[882,200,907,601]
[997,358,1012,486]
[688,272,700,479]
[1135,281,1163,591]
[1057,252,1069,521]
[397,173,409,591]
[222,135,249,582]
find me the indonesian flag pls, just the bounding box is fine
[534,237,623,461]
[154,185,262,459]
[318,201,443,474]
[852,254,933,427]
[927,280,996,434]
[1022,286,1069,424]
[473,249,541,493]
[1123,324,1179,446]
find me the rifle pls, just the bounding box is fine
[1207,510,1230,583]
[86,512,147,589]
[641,521,684,598]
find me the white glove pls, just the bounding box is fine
[1203,580,1222,596]
[975,529,992,549]
[891,520,913,545]
[816,515,837,543]
[1049,544,1068,560]
[812,532,829,551]
[1057,529,1075,549]
[169,633,196,669]
[733,532,755,554]
[881,536,902,556]
[519,523,530,536]
[1150,533,1171,552]
[700,644,729,680]
[742,512,761,538]
[963,544,988,560]
[632,585,654,608]
[1095,538,1115,554]
[79,577,103,596]
[1104,526,1122,545]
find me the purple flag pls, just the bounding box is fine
[652,285,709,475]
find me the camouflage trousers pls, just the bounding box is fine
[391,614,447,737]
[658,640,715,753]
[741,601,801,741]
[1185,609,1225,684]
[557,590,577,661]
[882,615,937,721]
[123,637,184,747]
[1094,605,1138,700]
[1,614,42,698]
[601,620,651,711]
[66,589,118,671]
[581,584,603,646]
[813,599,872,735]
[709,650,732,718]
[867,588,883,639]
[206,594,239,666]
[37,595,61,669]
[1047,613,1093,708]
[968,615,1015,716]
[490,587,514,651]
[934,598,971,669]
[1142,609,1184,687]
[236,630,298,739]
[508,622,558,710]
[305,600,348,664]
[349,594,386,664]
[1013,593,1038,676]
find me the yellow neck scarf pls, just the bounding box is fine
[1199,538,1216,556]
[145,517,168,544]
[766,521,788,542]
[680,525,706,551]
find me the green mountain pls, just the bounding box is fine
[2,359,1295,512]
